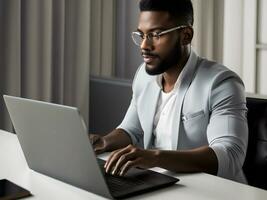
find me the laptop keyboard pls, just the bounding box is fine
[105,173,146,192]
[97,158,146,193]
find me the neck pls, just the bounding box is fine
[162,48,191,92]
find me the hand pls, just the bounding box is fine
[104,144,159,176]
[89,134,107,154]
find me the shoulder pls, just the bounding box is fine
[196,58,246,109]
[132,63,156,95]
[193,58,245,92]
[196,58,242,83]
[186,57,246,107]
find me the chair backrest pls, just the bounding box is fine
[243,95,267,190]
[89,76,132,134]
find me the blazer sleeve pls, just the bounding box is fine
[207,71,248,180]
[117,65,144,148]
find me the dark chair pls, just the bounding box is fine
[243,95,267,190]
[89,76,132,134]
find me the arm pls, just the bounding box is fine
[90,129,132,154]
[104,145,218,176]
[156,146,218,174]
[207,76,248,179]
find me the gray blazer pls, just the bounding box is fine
[118,50,248,182]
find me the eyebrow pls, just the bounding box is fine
[136,27,166,33]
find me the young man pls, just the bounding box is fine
[90,0,248,183]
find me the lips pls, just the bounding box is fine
[143,56,156,63]
[142,53,158,64]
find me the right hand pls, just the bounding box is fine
[89,134,107,154]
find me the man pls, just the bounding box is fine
[90,0,248,183]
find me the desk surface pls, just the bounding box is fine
[0,129,266,200]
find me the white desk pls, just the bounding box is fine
[0,129,266,200]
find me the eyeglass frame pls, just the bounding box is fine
[131,25,191,46]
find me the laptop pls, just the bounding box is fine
[3,95,179,199]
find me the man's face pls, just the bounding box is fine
[137,11,182,75]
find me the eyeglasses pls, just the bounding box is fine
[131,25,190,46]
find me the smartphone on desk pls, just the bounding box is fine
[0,179,31,200]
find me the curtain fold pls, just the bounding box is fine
[192,0,224,63]
[0,0,90,132]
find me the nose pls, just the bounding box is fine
[140,37,153,50]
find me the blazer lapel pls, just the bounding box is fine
[171,51,199,150]
[139,80,160,149]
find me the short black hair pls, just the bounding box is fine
[139,0,194,26]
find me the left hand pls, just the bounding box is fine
[104,144,159,176]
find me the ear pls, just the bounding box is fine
[181,27,194,45]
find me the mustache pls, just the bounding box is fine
[141,51,158,57]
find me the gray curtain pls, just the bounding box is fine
[0,0,90,131]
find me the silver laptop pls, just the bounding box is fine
[4,95,178,199]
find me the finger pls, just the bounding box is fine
[119,159,140,176]
[105,148,129,174]
[90,135,100,145]
[105,146,132,174]
[104,145,132,168]
[94,147,105,155]
[104,149,120,168]
[89,134,95,143]
[104,149,122,173]
[112,152,137,175]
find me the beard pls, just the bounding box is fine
[145,43,182,75]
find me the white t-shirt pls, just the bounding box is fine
[153,67,187,150]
